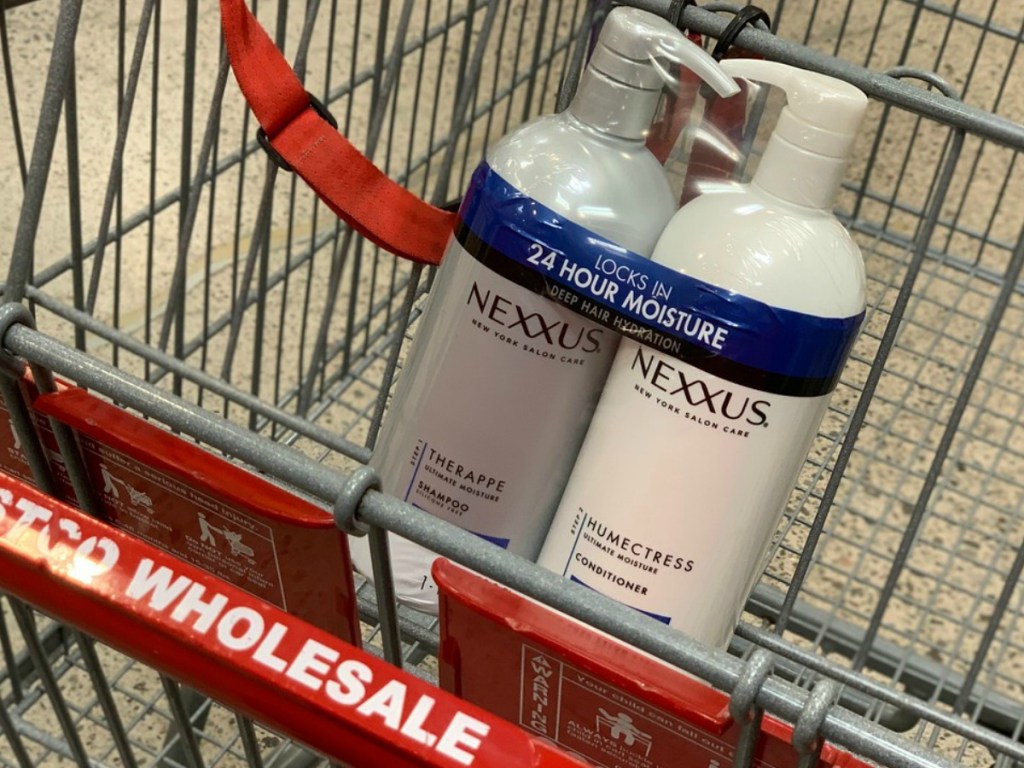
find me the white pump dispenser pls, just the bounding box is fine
[538,62,868,648]
[348,8,738,614]
[721,59,867,209]
[569,10,736,140]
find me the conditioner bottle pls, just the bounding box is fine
[538,61,868,647]
[350,8,737,613]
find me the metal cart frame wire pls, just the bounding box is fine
[2,0,1024,766]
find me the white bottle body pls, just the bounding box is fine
[538,184,866,647]
[349,115,676,613]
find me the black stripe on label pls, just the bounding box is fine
[456,221,840,398]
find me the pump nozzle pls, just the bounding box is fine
[591,8,739,98]
[715,60,868,208]
[718,59,867,158]
[568,7,737,140]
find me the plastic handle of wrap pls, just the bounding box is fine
[220,0,455,266]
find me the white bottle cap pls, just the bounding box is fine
[719,59,868,159]
[569,7,739,140]
[718,60,867,208]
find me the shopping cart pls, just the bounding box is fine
[2,0,1024,766]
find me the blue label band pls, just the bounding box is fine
[456,163,864,398]
[471,530,511,549]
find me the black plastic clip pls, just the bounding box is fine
[711,5,772,61]
[440,197,462,214]
[256,91,338,173]
[666,0,696,31]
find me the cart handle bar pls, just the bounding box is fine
[0,471,586,768]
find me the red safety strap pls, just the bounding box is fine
[220,0,455,266]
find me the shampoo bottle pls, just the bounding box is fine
[538,61,868,648]
[349,8,738,613]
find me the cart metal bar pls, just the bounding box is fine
[345,475,967,768]
[539,0,582,121]
[158,677,206,768]
[0,377,57,497]
[268,177,297,429]
[234,715,266,768]
[83,0,156,316]
[4,0,82,304]
[852,201,1024,673]
[0,693,33,768]
[368,524,404,667]
[3,325,346,504]
[72,631,140,768]
[23,287,373,463]
[0,3,27,187]
[109,0,125,370]
[370,0,388,113]
[291,0,338,421]
[294,224,357,417]
[0,322,969,768]
[742,588,1024,760]
[8,600,91,766]
[295,0,417,416]
[26,362,102,518]
[952,532,1024,716]
[366,0,504,445]
[153,54,231,362]
[887,0,1024,43]
[554,0,591,113]
[0,599,22,702]
[62,58,86,352]
[215,11,304,396]
[366,265,423,449]
[142,0,161,378]
[169,0,200,392]
[216,166,282,385]
[730,649,773,768]
[355,592,439,654]
[656,1,1024,151]
[0,604,72,703]
[774,121,965,637]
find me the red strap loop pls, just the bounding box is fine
[220,0,454,266]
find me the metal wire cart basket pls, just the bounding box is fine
[3,0,1024,766]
